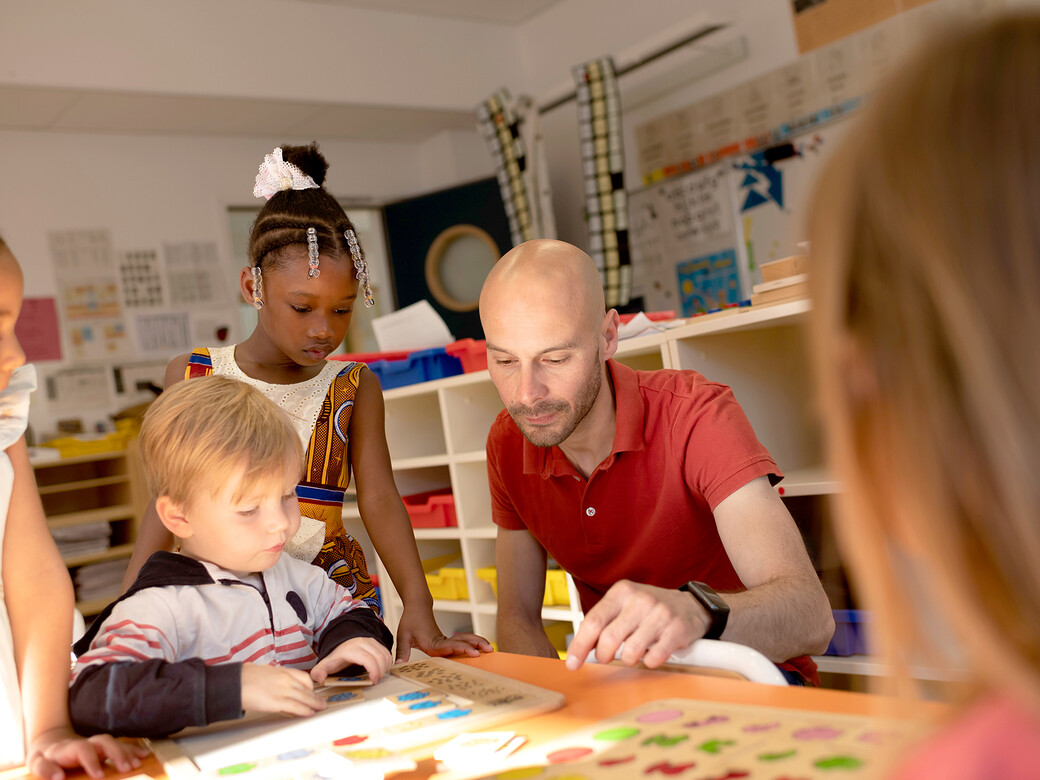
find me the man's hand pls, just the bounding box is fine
[27,728,149,780]
[241,664,326,716]
[310,637,393,685]
[565,580,706,670]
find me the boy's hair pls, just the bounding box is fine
[808,15,1040,704]
[140,375,303,506]
[248,142,366,275]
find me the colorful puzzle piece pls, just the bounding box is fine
[462,699,921,779]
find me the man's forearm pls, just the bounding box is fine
[716,574,833,662]
[496,612,559,658]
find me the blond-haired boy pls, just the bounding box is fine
[69,376,392,737]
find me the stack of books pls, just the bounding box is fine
[750,255,809,306]
[74,559,129,605]
[51,521,112,560]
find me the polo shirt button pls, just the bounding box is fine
[585,507,596,517]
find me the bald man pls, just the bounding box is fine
[479,240,833,685]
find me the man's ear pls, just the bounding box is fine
[155,495,193,539]
[601,309,620,360]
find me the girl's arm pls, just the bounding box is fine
[4,436,147,779]
[349,368,491,662]
[120,353,190,591]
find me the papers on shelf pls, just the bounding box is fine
[74,558,128,603]
[617,312,684,340]
[53,521,112,559]
[372,300,454,352]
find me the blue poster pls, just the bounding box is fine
[676,248,740,315]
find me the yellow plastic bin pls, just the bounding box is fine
[544,621,572,659]
[544,570,570,607]
[425,568,468,600]
[477,566,569,607]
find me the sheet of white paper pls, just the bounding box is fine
[371,300,454,352]
[617,312,658,340]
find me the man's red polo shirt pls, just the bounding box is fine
[488,359,819,685]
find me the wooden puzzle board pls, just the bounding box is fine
[454,698,920,780]
[148,658,565,779]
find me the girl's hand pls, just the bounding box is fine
[394,604,493,663]
[27,727,149,780]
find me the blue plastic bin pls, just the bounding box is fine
[824,609,871,656]
[367,347,464,389]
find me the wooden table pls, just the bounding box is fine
[3,653,943,780]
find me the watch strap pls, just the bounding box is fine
[680,580,730,640]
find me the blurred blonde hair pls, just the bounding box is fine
[140,375,303,507]
[808,15,1040,707]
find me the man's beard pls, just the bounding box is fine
[508,368,601,448]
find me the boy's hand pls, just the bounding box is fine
[241,664,327,716]
[27,727,149,780]
[310,637,392,685]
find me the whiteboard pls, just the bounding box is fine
[628,120,850,315]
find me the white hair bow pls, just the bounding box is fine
[253,147,319,200]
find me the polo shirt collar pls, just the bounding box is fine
[521,359,647,479]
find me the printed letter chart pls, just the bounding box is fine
[147,658,564,780]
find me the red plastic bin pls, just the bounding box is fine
[445,338,488,373]
[403,488,457,528]
[330,350,410,364]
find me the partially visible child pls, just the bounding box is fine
[70,375,393,737]
[0,238,146,778]
[807,15,1040,778]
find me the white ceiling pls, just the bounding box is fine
[0,0,566,143]
[0,83,478,143]
[288,0,565,25]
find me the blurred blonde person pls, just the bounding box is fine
[808,16,1040,778]
[0,237,147,778]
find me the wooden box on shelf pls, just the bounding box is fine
[31,440,148,617]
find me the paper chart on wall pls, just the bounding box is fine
[164,241,225,307]
[730,122,848,288]
[628,164,740,315]
[134,311,193,354]
[49,229,130,360]
[15,297,62,362]
[43,366,112,412]
[119,249,164,308]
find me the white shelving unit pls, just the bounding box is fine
[366,299,841,662]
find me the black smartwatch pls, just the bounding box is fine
[680,580,730,640]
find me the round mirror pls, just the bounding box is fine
[425,225,501,312]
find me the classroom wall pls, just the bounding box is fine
[5,0,1035,436]
[514,0,799,249]
[0,128,491,435]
